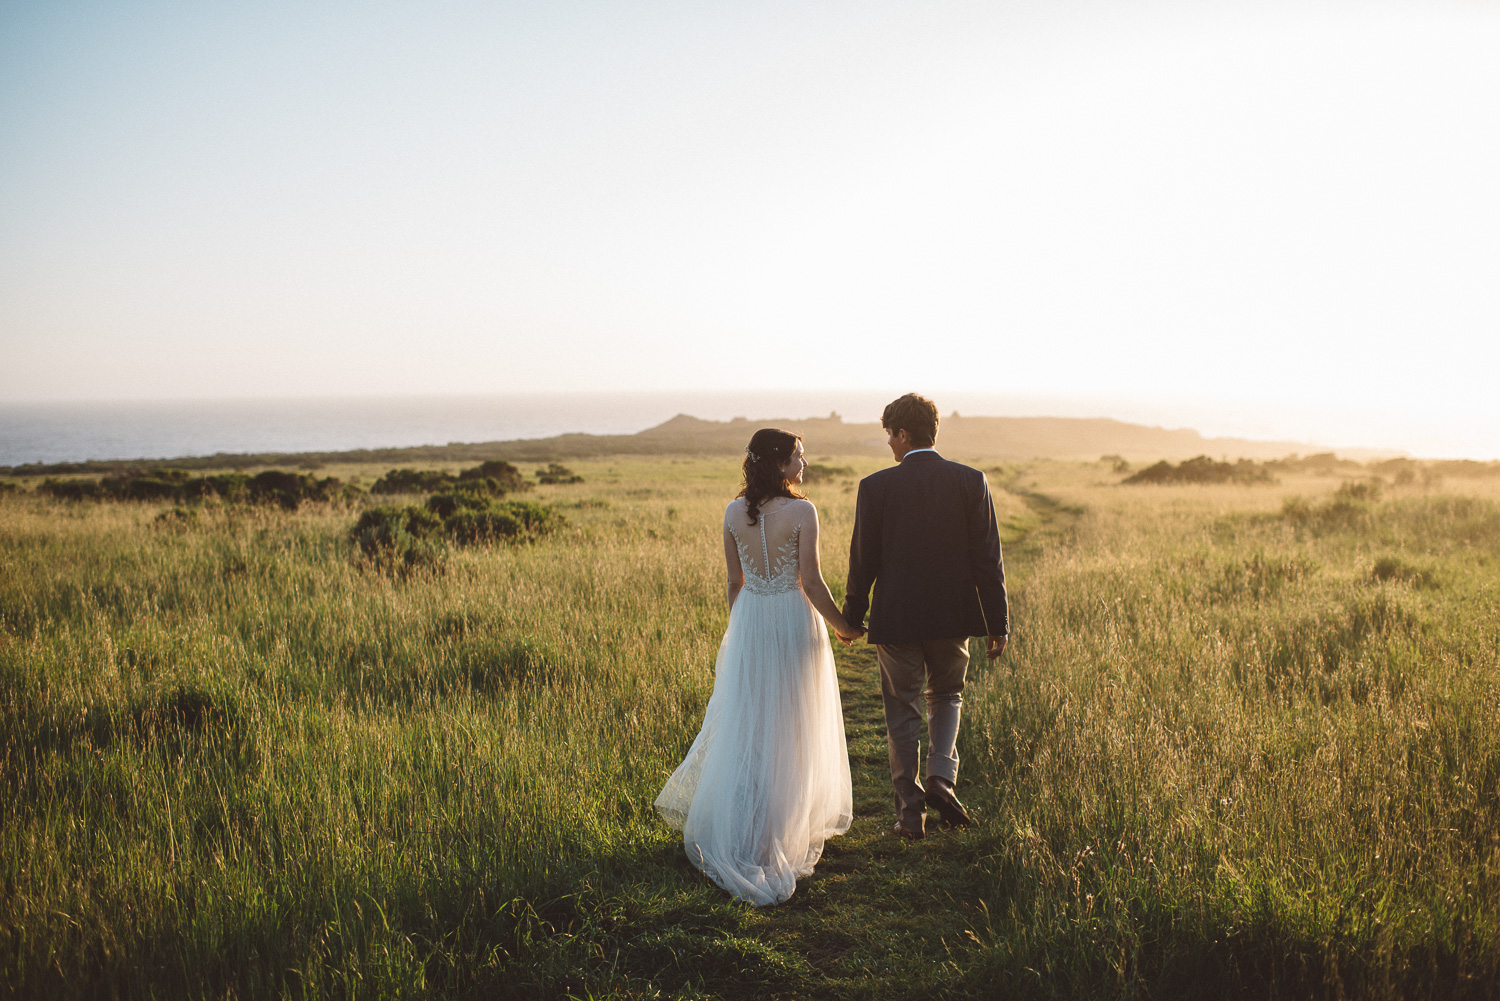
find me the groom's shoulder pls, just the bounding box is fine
[907,453,984,478]
[942,456,988,481]
[948,459,993,495]
[857,464,902,492]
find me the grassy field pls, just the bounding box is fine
[2,456,1498,999]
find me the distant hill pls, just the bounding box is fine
[0,411,1400,476]
[628,412,1397,463]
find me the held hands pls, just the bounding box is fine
[834,624,865,646]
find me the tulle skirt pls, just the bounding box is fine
[655,587,853,906]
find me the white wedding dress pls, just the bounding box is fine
[654,497,853,906]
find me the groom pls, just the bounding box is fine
[838,393,1009,840]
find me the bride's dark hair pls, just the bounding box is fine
[738,428,804,525]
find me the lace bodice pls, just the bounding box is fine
[727,501,804,596]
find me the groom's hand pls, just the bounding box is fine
[835,626,864,646]
[986,634,1007,659]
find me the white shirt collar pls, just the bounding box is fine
[902,448,938,459]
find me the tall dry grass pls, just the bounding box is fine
[2,456,1496,998]
[960,474,1500,997]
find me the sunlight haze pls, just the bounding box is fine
[3,0,1498,457]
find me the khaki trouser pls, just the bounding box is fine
[876,637,970,833]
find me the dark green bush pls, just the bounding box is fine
[38,478,107,501]
[458,460,530,494]
[1124,456,1273,486]
[445,499,563,544]
[560,497,611,510]
[445,507,526,545]
[180,473,250,502]
[351,495,562,574]
[106,468,191,501]
[36,469,358,508]
[1281,495,1373,532]
[350,505,446,575]
[535,463,584,485]
[425,485,498,519]
[351,504,443,547]
[245,470,348,509]
[0,480,26,496]
[371,468,457,494]
[1336,479,1383,502]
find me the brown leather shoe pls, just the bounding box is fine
[925,782,972,829]
[892,821,925,841]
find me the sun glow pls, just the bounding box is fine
[2,1,1498,456]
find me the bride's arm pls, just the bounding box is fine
[723,522,744,609]
[798,503,860,637]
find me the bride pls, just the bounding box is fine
[654,428,860,906]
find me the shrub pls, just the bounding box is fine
[35,469,358,508]
[371,468,457,494]
[247,470,316,509]
[425,485,498,519]
[560,497,611,510]
[444,506,524,545]
[453,498,564,543]
[458,461,530,494]
[38,478,107,501]
[1281,494,1373,532]
[432,495,563,544]
[0,480,25,496]
[180,473,249,502]
[1336,479,1382,503]
[1373,457,1420,481]
[105,468,191,501]
[351,504,444,549]
[352,495,564,574]
[1123,456,1273,486]
[350,505,446,575]
[535,463,584,485]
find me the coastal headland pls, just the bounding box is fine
[1,411,1400,477]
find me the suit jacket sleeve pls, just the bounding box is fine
[842,478,879,629]
[967,472,1010,636]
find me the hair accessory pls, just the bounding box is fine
[745,448,760,461]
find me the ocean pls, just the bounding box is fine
[3,390,1488,467]
[0,390,956,467]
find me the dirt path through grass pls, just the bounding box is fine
[711,480,1079,999]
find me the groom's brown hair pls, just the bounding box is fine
[881,393,939,448]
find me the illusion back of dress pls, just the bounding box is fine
[727,500,804,596]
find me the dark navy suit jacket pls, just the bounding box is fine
[841,450,1009,645]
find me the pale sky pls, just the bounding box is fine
[3,1,1499,457]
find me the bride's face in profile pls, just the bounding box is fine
[780,441,807,485]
